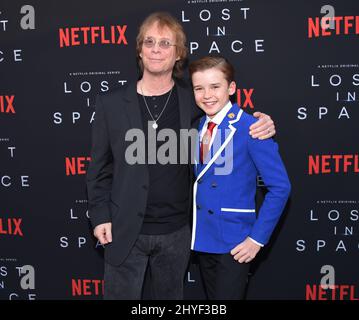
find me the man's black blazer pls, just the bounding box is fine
[86,80,202,266]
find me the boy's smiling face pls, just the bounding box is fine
[192,67,236,118]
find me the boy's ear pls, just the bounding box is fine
[228,81,236,95]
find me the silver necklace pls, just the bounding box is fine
[140,82,174,129]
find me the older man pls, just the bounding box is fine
[86,11,275,300]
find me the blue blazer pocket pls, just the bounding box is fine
[220,207,256,244]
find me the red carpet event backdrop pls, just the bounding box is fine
[1,0,358,300]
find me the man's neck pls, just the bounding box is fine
[139,72,174,96]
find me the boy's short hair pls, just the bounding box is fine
[189,56,235,84]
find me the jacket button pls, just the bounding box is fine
[211,182,217,188]
[196,204,201,210]
[137,212,144,217]
[198,179,202,184]
[208,210,214,215]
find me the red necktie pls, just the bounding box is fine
[200,121,217,164]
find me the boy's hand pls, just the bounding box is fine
[250,112,275,140]
[230,237,261,263]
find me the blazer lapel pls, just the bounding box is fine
[176,81,191,131]
[123,82,144,131]
[196,106,243,181]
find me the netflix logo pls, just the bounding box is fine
[308,16,359,38]
[0,95,15,114]
[236,88,254,109]
[306,284,359,300]
[0,218,23,237]
[308,154,359,175]
[65,157,91,176]
[71,279,104,297]
[59,25,128,48]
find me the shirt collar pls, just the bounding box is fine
[204,101,233,126]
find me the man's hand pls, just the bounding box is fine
[94,222,112,245]
[250,112,275,140]
[230,237,261,263]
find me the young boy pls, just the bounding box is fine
[189,56,291,300]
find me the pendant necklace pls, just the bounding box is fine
[140,81,174,130]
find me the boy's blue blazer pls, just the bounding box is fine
[191,104,291,253]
